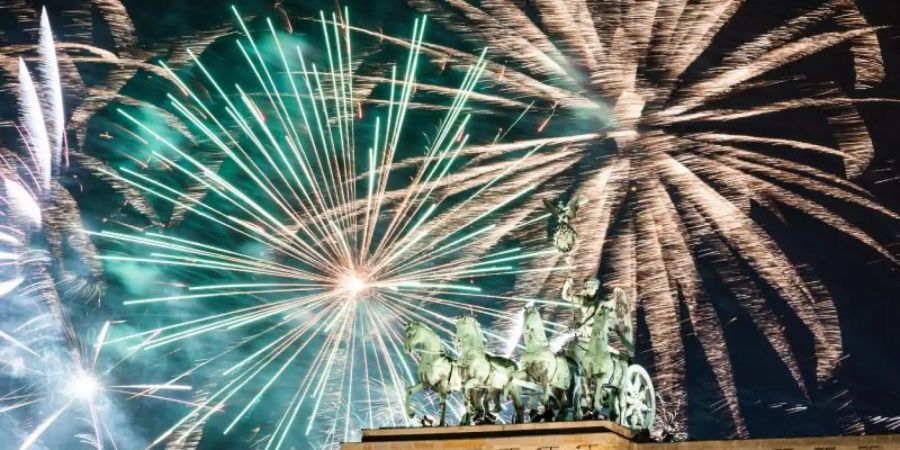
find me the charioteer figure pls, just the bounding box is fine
[562,276,600,326]
[562,277,634,359]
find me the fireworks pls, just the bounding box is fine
[93,9,565,448]
[0,11,194,449]
[0,8,104,307]
[395,0,898,436]
[0,1,234,151]
[1,2,897,447]
[1,320,194,450]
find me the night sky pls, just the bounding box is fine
[1,1,899,449]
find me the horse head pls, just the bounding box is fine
[455,316,485,355]
[404,322,433,353]
[522,306,548,347]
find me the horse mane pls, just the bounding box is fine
[523,308,549,346]
[410,322,443,353]
[455,317,486,354]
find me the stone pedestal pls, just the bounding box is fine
[341,420,900,450]
[342,420,635,450]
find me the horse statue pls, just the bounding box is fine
[403,322,464,426]
[518,306,580,422]
[543,196,580,259]
[578,289,655,430]
[455,316,525,424]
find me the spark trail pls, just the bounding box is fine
[0,320,194,450]
[1,11,191,448]
[396,0,899,437]
[96,9,561,448]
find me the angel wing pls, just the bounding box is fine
[566,196,580,218]
[542,198,562,216]
[612,287,635,356]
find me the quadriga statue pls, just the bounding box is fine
[403,308,655,431]
[400,196,655,431]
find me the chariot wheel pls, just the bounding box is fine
[618,365,655,431]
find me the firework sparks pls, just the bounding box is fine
[0,3,273,233]
[0,320,194,450]
[391,0,899,437]
[1,11,192,449]
[94,9,565,448]
[1,8,104,305]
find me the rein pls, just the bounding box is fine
[412,348,444,355]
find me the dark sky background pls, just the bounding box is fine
[1,0,900,448]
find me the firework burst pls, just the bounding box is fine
[0,3,272,232]
[384,0,900,437]
[0,12,194,449]
[0,316,199,450]
[0,319,194,450]
[1,8,105,306]
[94,9,566,448]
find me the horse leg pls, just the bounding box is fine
[406,382,423,418]
[571,369,582,420]
[610,388,621,424]
[461,394,472,425]
[481,390,497,424]
[460,409,470,426]
[593,383,604,418]
[459,389,476,426]
[479,390,491,423]
[541,375,551,407]
[439,393,448,427]
[567,378,579,422]
[501,382,511,414]
[490,388,501,414]
[556,389,569,422]
[545,393,559,422]
[582,377,593,419]
[473,388,485,424]
[580,378,592,420]
[510,384,524,424]
[463,379,479,424]
[541,378,552,422]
